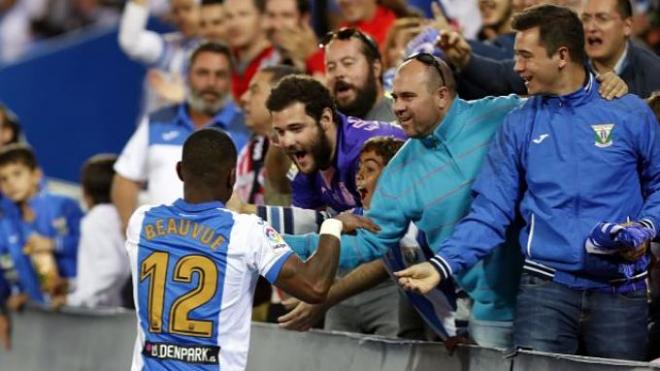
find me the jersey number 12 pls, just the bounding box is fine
[140,251,218,337]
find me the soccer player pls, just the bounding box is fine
[126,128,342,370]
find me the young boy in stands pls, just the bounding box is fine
[0,144,82,307]
[61,154,130,309]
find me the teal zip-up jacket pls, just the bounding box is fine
[285,96,525,322]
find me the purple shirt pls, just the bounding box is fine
[291,113,405,212]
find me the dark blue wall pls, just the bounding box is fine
[0,26,148,182]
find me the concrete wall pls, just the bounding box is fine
[0,307,657,371]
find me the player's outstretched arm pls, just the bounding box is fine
[274,219,342,304]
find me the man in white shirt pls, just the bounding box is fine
[112,41,249,230]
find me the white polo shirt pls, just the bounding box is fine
[115,103,249,206]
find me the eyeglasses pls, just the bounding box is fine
[404,52,447,86]
[320,27,381,61]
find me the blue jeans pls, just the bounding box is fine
[468,316,513,349]
[514,273,648,361]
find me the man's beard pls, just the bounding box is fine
[299,124,334,174]
[334,68,379,119]
[186,89,227,116]
[313,126,334,171]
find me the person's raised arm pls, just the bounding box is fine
[118,0,164,64]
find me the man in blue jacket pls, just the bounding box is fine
[396,4,659,360]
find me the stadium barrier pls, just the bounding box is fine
[1,307,658,371]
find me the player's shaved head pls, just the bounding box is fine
[179,128,237,200]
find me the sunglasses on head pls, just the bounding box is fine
[320,27,381,61]
[404,52,447,86]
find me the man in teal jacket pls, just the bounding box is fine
[285,53,524,348]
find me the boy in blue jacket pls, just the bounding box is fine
[0,144,82,305]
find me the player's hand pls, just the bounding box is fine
[277,298,326,332]
[394,262,441,294]
[436,30,471,69]
[334,213,381,235]
[280,296,299,311]
[23,234,55,254]
[0,314,10,351]
[597,71,628,100]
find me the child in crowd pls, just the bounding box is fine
[64,154,130,308]
[0,144,81,306]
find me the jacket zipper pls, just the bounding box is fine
[526,213,536,258]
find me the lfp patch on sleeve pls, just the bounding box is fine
[265,226,288,250]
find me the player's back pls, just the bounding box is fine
[126,199,291,371]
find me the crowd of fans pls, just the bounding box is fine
[0,0,659,364]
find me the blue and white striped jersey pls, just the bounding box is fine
[126,199,293,371]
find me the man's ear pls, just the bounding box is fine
[434,85,451,111]
[176,162,184,182]
[0,126,12,146]
[556,46,570,69]
[33,167,43,182]
[301,13,311,27]
[319,107,334,132]
[623,16,633,38]
[372,60,383,81]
